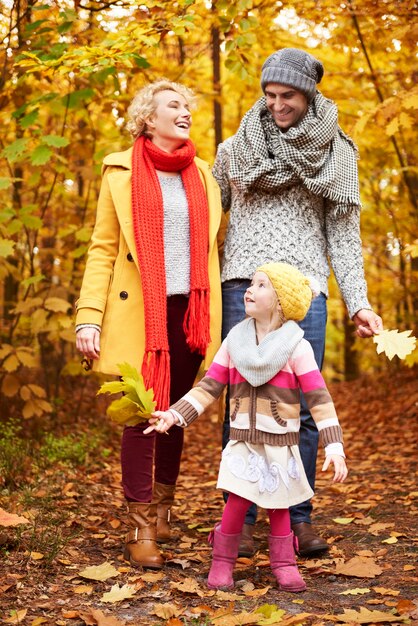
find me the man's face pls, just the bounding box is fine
[265,83,309,131]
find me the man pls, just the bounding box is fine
[212,48,383,557]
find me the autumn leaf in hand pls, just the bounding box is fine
[373,329,416,360]
[97,362,156,426]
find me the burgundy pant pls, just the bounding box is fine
[121,295,203,502]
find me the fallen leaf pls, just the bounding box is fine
[211,611,260,625]
[4,611,28,624]
[382,536,398,544]
[73,584,93,594]
[101,583,137,603]
[140,571,165,582]
[170,577,205,596]
[339,588,370,595]
[79,561,120,581]
[336,606,407,623]
[30,551,44,560]
[335,556,383,578]
[78,608,125,626]
[152,603,184,619]
[374,587,400,596]
[31,618,49,625]
[0,509,30,527]
[333,517,355,524]
[255,604,286,625]
[215,590,241,600]
[244,585,271,597]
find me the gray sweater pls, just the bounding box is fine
[212,137,371,319]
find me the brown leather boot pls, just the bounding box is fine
[238,523,255,557]
[152,482,176,543]
[123,502,164,569]
[291,522,328,557]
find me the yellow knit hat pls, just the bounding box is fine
[256,262,313,322]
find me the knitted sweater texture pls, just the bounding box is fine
[212,136,371,319]
[171,337,343,448]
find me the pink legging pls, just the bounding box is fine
[221,492,291,536]
[121,295,202,502]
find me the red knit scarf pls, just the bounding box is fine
[131,135,211,410]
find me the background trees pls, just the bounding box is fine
[0,0,416,420]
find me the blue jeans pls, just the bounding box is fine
[221,279,327,526]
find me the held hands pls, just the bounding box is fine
[322,455,348,483]
[76,327,101,360]
[352,309,383,338]
[143,410,179,435]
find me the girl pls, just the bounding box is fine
[146,262,347,591]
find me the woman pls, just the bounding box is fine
[75,80,224,569]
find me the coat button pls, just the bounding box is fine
[127,252,134,262]
[119,291,128,300]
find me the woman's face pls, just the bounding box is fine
[146,89,192,152]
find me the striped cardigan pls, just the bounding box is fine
[171,337,343,449]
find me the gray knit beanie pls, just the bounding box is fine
[261,48,324,101]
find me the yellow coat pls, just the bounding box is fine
[75,147,224,376]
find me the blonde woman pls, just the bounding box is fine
[76,80,223,569]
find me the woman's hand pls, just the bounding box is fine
[76,327,101,360]
[144,410,179,435]
[322,455,348,483]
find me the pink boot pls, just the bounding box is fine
[269,532,307,592]
[207,523,241,590]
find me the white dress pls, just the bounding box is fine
[217,440,314,509]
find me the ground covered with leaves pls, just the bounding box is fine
[1,368,417,626]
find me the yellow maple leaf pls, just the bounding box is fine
[373,329,417,360]
[339,588,370,595]
[78,561,120,581]
[101,583,137,603]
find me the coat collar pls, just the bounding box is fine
[103,146,133,170]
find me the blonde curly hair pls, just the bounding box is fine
[126,79,196,139]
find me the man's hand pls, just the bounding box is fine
[322,455,348,483]
[352,309,383,338]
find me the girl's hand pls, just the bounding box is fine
[76,327,101,360]
[144,410,179,435]
[322,455,348,483]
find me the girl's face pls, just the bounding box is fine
[244,271,279,320]
[146,89,191,152]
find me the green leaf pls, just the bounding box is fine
[31,145,52,166]
[21,275,45,288]
[0,239,15,258]
[41,135,69,148]
[0,178,12,190]
[106,396,150,427]
[97,362,156,426]
[1,138,29,163]
[20,109,39,129]
[63,88,95,109]
[20,214,43,229]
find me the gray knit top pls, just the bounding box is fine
[159,174,190,296]
[212,137,371,319]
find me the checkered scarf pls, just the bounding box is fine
[228,92,360,213]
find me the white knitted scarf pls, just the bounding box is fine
[227,318,304,387]
[228,92,361,214]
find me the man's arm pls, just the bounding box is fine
[212,139,232,212]
[325,202,382,337]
